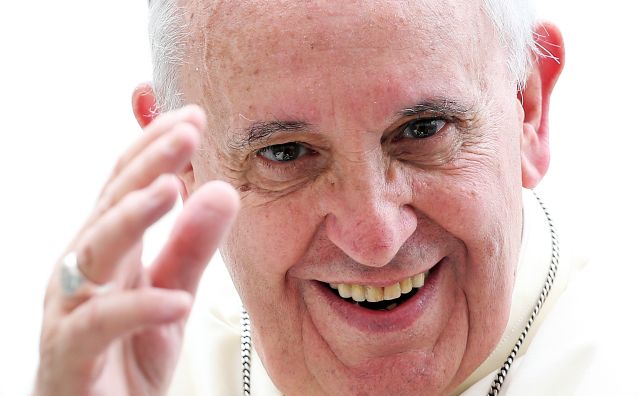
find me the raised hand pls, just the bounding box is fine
[35,105,239,396]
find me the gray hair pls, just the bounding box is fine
[148,0,539,112]
[148,0,188,112]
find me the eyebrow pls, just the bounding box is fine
[396,98,476,119]
[228,98,476,150]
[230,119,310,150]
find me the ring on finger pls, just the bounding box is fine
[60,252,111,297]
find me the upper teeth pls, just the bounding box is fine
[329,272,428,303]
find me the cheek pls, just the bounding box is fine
[408,132,522,299]
[410,154,519,244]
[221,196,320,292]
[406,148,522,369]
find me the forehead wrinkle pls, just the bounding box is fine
[191,1,485,72]
[185,0,496,83]
[195,0,467,72]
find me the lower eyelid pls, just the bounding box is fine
[249,158,325,189]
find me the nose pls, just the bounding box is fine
[323,160,417,268]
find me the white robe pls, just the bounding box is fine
[168,190,631,395]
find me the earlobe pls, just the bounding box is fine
[131,82,158,128]
[520,22,565,188]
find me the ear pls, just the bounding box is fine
[131,83,194,200]
[131,82,158,128]
[519,22,565,188]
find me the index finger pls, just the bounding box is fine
[149,181,240,295]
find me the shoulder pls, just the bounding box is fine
[494,253,635,395]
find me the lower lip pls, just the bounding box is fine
[313,259,444,333]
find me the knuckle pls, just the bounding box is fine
[116,196,146,235]
[86,301,107,335]
[65,301,104,343]
[94,190,117,220]
[73,244,95,275]
[112,153,129,177]
[117,184,170,230]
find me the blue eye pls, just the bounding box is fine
[258,142,309,162]
[402,119,446,139]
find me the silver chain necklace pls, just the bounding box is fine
[240,192,559,396]
[240,309,252,396]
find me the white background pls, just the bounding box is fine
[0,1,638,395]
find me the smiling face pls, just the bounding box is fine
[180,0,527,394]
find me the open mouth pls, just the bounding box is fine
[324,270,431,312]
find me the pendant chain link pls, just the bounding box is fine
[241,192,559,396]
[240,310,252,396]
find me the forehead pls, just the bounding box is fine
[183,0,500,126]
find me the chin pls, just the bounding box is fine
[252,257,500,395]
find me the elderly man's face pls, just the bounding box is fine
[180,0,533,394]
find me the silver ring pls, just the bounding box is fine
[60,252,89,295]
